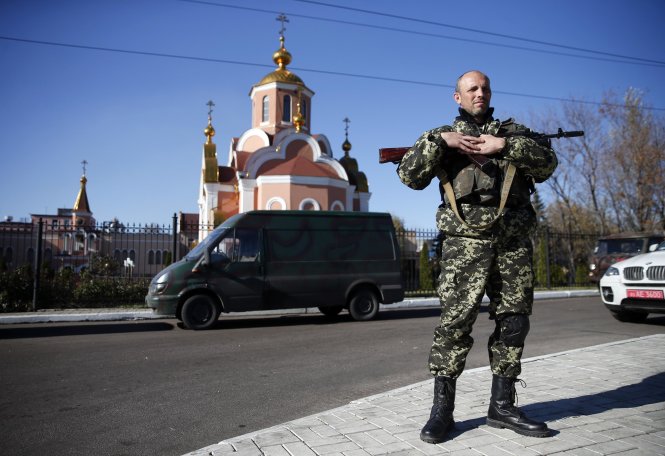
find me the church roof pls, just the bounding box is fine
[260,156,339,179]
[73,175,91,213]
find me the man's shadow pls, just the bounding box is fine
[451,371,665,435]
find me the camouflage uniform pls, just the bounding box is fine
[398,108,557,379]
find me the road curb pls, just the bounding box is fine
[0,289,598,325]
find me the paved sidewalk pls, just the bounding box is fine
[185,334,665,456]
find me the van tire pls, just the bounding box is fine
[348,288,379,321]
[181,295,220,330]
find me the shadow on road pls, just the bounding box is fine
[0,321,175,339]
[200,306,468,331]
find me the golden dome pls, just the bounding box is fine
[258,69,305,86]
[256,35,305,87]
[204,117,216,144]
[342,139,352,153]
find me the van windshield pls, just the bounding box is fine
[185,227,229,261]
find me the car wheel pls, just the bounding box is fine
[612,310,648,323]
[181,295,220,330]
[318,305,344,317]
[348,288,379,321]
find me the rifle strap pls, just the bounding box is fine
[438,163,517,231]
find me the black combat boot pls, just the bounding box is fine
[486,375,550,437]
[420,376,456,444]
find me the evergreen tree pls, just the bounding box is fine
[419,242,433,291]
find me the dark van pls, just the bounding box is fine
[146,210,404,329]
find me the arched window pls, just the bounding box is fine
[262,96,269,122]
[266,197,287,210]
[129,250,136,261]
[148,250,155,265]
[282,94,291,122]
[330,201,344,211]
[301,99,307,119]
[299,198,320,211]
[114,249,121,261]
[155,250,162,265]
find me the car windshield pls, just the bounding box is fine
[595,238,644,255]
[185,226,229,260]
[658,241,665,251]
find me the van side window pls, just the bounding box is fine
[267,229,395,262]
[212,228,259,263]
[235,228,260,262]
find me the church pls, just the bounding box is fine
[197,17,369,240]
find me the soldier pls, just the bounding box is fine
[398,70,558,443]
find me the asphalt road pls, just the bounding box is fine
[1,296,664,456]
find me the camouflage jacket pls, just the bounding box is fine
[397,109,558,239]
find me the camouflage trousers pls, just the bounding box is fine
[429,234,534,379]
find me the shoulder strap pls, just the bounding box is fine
[438,163,517,231]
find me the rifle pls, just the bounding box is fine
[378,128,584,164]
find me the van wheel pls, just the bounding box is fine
[348,289,379,321]
[181,295,220,330]
[318,305,343,317]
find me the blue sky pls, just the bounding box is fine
[2,0,664,229]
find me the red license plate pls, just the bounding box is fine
[627,289,665,299]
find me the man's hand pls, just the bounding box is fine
[440,132,481,153]
[440,132,505,155]
[475,134,506,155]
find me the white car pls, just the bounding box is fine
[600,240,665,322]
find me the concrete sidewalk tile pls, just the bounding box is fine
[209,439,262,456]
[621,415,663,433]
[282,441,318,456]
[334,421,381,435]
[309,440,359,455]
[640,430,665,445]
[253,429,300,447]
[345,431,383,449]
[310,423,345,438]
[340,450,373,456]
[454,429,507,448]
[582,439,638,454]
[260,444,292,456]
[481,439,542,456]
[549,448,602,456]
[403,438,451,455]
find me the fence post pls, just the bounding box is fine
[545,228,551,289]
[172,213,178,262]
[32,218,44,311]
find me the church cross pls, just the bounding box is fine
[81,160,88,176]
[343,117,351,138]
[276,13,289,36]
[206,100,215,117]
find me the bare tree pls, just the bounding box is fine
[601,89,665,232]
[535,88,665,234]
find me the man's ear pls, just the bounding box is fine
[453,92,461,105]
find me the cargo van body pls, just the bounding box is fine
[145,211,404,329]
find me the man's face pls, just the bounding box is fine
[454,72,492,119]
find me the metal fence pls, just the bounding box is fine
[0,216,599,310]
